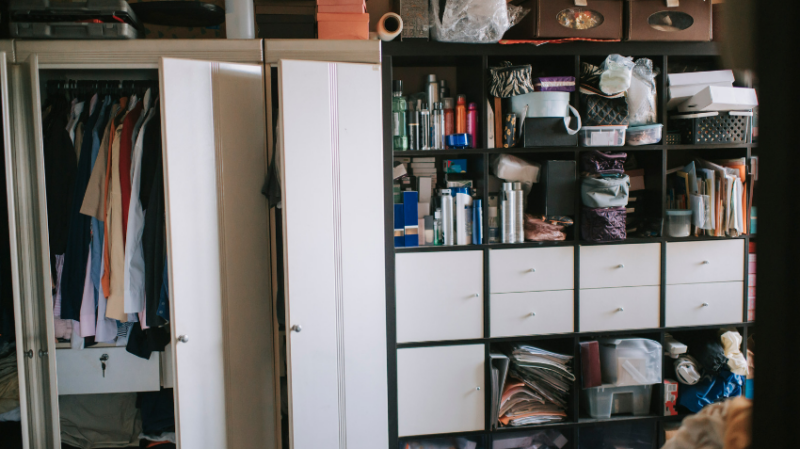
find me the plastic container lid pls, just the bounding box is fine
[628,124,663,130]
[581,125,628,130]
[666,209,692,216]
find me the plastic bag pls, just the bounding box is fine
[599,54,635,95]
[492,154,540,203]
[524,215,567,241]
[581,175,630,208]
[721,331,749,376]
[676,367,744,413]
[431,0,529,43]
[627,58,659,126]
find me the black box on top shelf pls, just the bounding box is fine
[528,160,576,217]
[524,117,579,147]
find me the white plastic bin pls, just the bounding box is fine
[579,125,627,147]
[666,210,692,237]
[627,124,663,146]
[511,91,571,118]
[599,338,662,386]
[582,384,653,419]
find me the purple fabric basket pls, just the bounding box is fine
[581,150,627,175]
[534,76,576,92]
[581,207,627,242]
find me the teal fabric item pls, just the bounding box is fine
[581,175,630,208]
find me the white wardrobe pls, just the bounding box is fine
[2,39,389,449]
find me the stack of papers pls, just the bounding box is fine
[498,345,574,427]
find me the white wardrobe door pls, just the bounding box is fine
[4,53,59,449]
[160,57,275,449]
[279,59,387,449]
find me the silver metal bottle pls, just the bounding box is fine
[501,183,515,244]
[441,189,455,246]
[513,182,525,243]
[426,74,439,108]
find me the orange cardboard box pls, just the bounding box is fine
[318,2,365,13]
[316,0,364,5]
[317,12,369,40]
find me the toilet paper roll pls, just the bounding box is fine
[377,12,403,41]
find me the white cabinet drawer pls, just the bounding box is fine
[666,240,744,284]
[56,346,160,395]
[580,286,660,332]
[580,243,661,289]
[489,247,574,293]
[396,251,483,343]
[398,345,484,436]
[490,290,574,338]
[666,282,743,327]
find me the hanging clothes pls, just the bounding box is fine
[124,91,153,314]
[59,95,102,321]
[105,97,137,322]
[143,129,166,329]
[119,100,144,243]
[42,97,77,275]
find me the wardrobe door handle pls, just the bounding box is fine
[291,325,302,333]
[177,335,189,343]
[24,350,33,359]
[617,307,624,312]
[38,350,48,357]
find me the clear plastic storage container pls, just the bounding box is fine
[579,125,627,147]
[626,124,663,146]
[599,338,662,386]
[582,384,653,419]
[666,209,692,237]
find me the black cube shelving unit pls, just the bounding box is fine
[382,41,755,449]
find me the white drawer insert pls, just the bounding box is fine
[490,247,574,293]
[666,240,744,285]
[580,243,661,289]
[56,346,160,395]
[490,290,574,338]
[666,282,743,327]
[580,286,660,332]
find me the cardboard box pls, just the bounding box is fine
[317,12,369,40]
[664,379,679,416]
[505,0,623,40]
[318,1,365,13]
[626,168,646,191]
[678,86,758,112]
[668,69,735,87]
[625,0,713,41]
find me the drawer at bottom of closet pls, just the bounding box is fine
[490,290,574,338]
[56,346,161,395]
[579,286,660,332]
[666,282,743,327]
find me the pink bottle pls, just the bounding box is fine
[466,102,478,148]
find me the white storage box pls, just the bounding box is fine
[668,82,733,110]
[582,384,653,419]
[510,91,571,118]
[579,125,627,147]
[627,124,663,146]
[667,70,735,87]
[599,338,662,386]
[678,86,758,112]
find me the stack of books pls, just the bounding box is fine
[317,0,368,40]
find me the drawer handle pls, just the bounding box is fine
[177,335,190,343]
[473,293,480,298]
[529,312,536,317]
[617,264,625,269]
[702,302,710,307]
[38,350,48,357]
[24,350,33,359]
[617,307,624,312]
[702,260,710,265]
[528,268,536,273]
[475,387,481,391]
[291,325,302,333]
